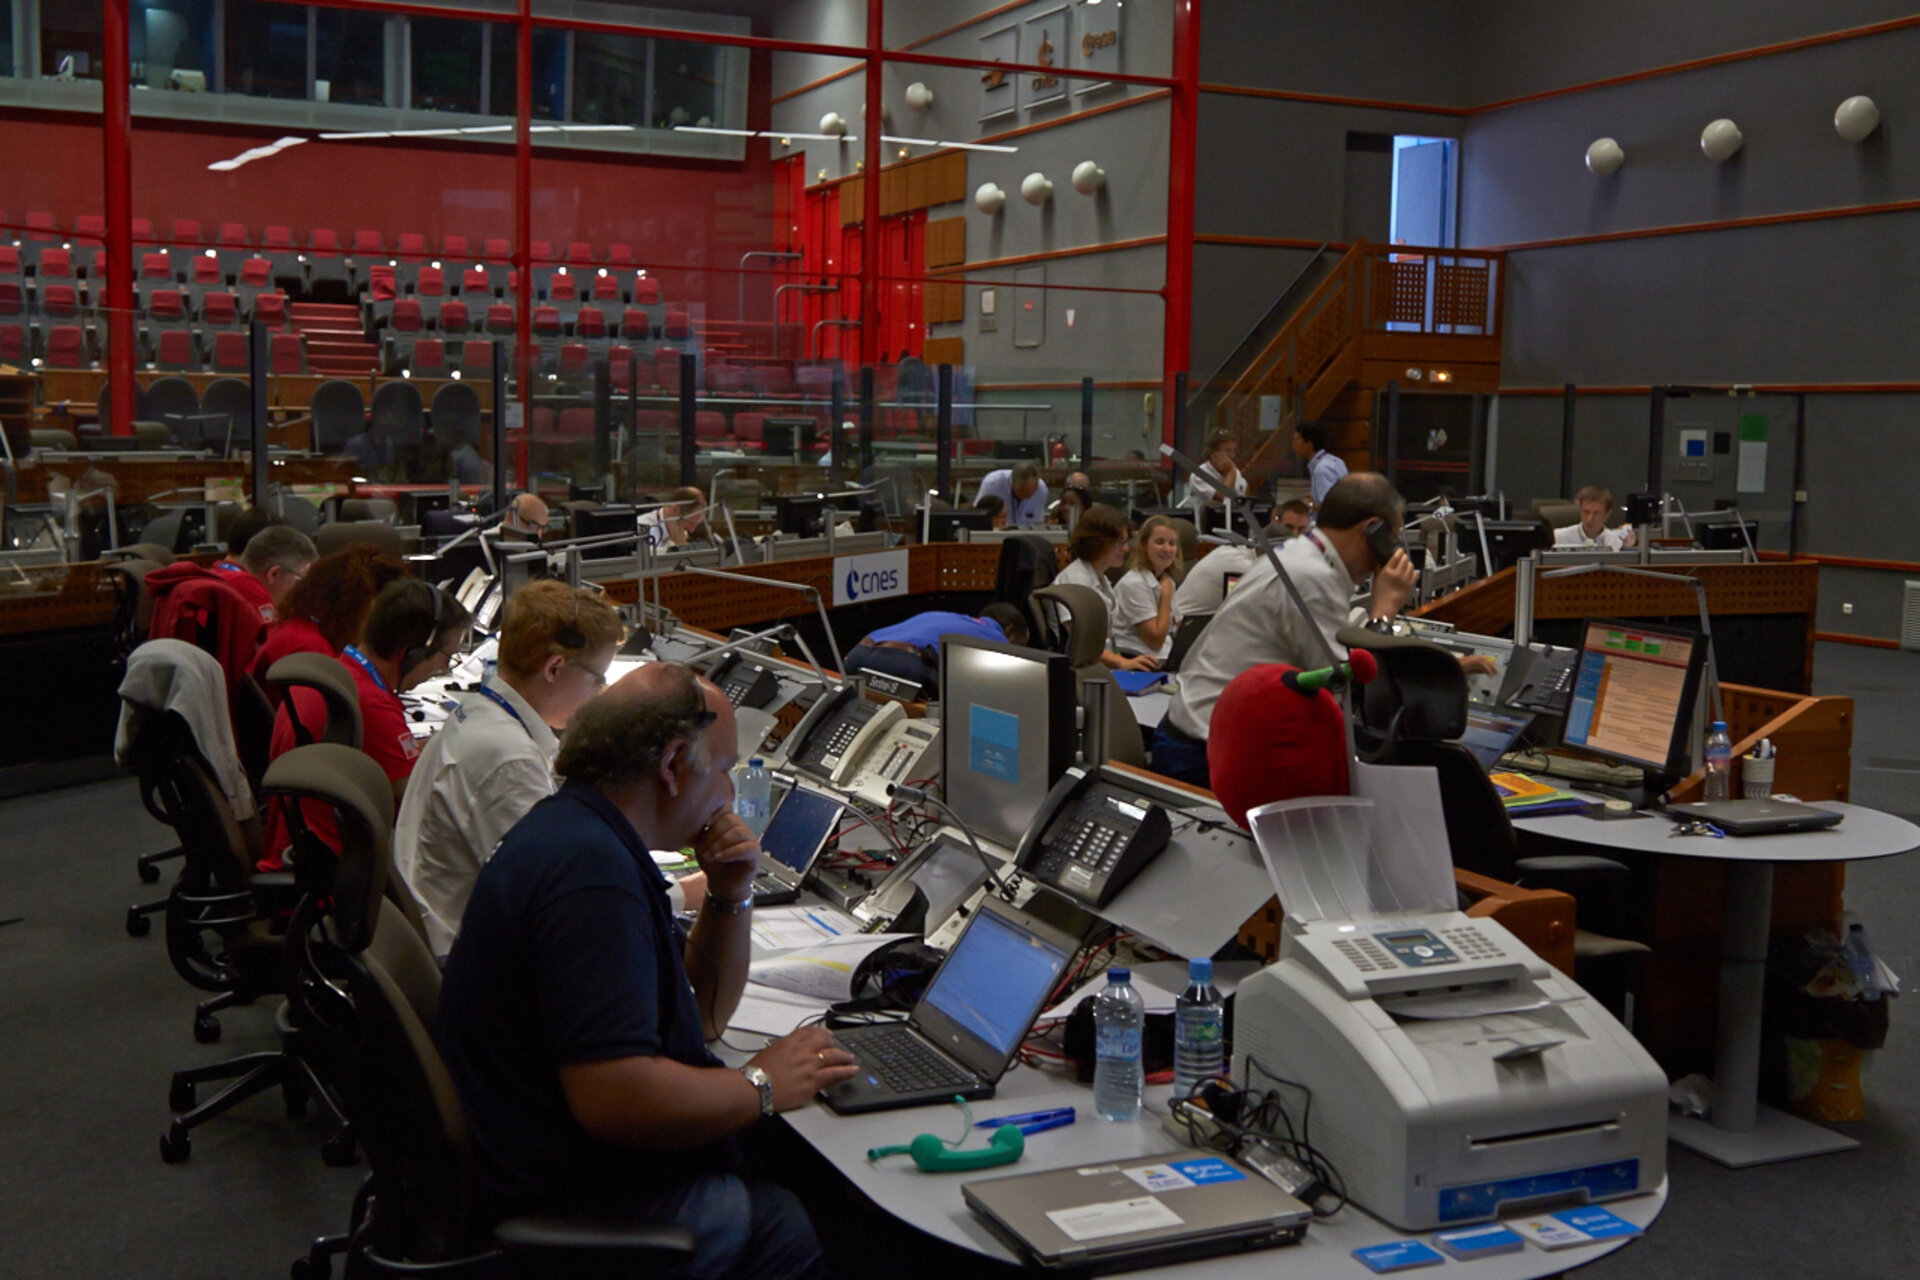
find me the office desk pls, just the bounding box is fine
[1513,802,1920,1168]
[780,1064,1665,1275]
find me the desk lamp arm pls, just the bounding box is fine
[669,563,844,677]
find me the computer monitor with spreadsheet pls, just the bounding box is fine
[1559,618,1707,783]
[939,636,1075,850]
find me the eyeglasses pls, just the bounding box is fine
[568,659,610,690]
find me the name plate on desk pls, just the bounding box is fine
[835,548,910,606]
[863,672,923,702]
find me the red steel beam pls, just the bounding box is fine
[515,0,533,487]
[1164,0,1201,445]
[859,0,884,367]
[101,0,136,435]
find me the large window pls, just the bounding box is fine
[410,15,482,115]
[0,2,14,78]
[39,0,99,77]
[226,1,306,100]
[487,24,564,121]
[571,29,644,127]
[650,39,720,130]
[313,6,385,107]
[131,0,214,90]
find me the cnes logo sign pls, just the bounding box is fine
[834,549,910,607]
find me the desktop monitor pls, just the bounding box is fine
[571,504,639,558]
[1476,520,1551,574]
[1130,506,1188,530]
[924,506,994,542]
[939,635,1076,851]
[777,494,829,538]
[1559,617,1708,784]
[993,439,1045,461]
[1700,519,1758,553]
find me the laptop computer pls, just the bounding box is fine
[1664,798,1844,836]
[748,785,845,907]
[1459,708,1533,771]
[1161,614,1212,674]
[820,896,1078,1114]
[963,1152,1310,1274]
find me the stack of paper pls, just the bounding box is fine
[728,906,913,1038]
[1489,772,1589,815]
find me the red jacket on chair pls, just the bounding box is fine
[143,562,266,704]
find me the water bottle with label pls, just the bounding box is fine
[734,757,772,837]
[1703,721,1733,801]
[1093,967,1145,1122]
[1173,957,1225,1098]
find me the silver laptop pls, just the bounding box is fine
[1665,798,1844,837]
[964,1152,1310,1273]
[748,785,844,907]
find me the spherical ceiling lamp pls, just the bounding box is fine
[1585,137,1624,176]
[905,82,934,111]
[1021,171,1054,205]
[1071,160,1107,194]
[1700,118,1743,161]
[1835,95,1881,142]
[819,111,848,138]
[975,182,1007,215]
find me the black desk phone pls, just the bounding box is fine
[784,684,891,781]
[1013,766,1172,910]
[709,655,782,710]
[1498,644,1579,716]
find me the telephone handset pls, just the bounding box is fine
[1364,517,1402,568]
[1012,766,1172,911]
[1499,644,1580,716]
[709,655,782,710]
[785,684,885,781]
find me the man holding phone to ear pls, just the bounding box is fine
[1148,472,1418,788]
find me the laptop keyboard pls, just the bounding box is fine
[844,1025,975,1093]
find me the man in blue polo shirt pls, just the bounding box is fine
[841,601,1030,694]
[436,662,860,1277]
[974,461,1049,527]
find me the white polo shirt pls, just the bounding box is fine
[1554,522,1632,551]
[1054,556,1119,648]
[1172,545,1258,619]
[1165,531,1355,741]
[1111,567,1177,659]
[393,675,560,959]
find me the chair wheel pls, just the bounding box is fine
[170,1079,195,1112]
[139,861,162,884]
[126,908,152,938]
[321,1133,358,1167]
[160,1126,191,1163]
[193,1015,222,1044]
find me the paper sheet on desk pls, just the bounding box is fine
[749,905,863,956]
[750,934,912,1002]
[729,987,835,1038]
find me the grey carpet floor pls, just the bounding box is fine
[3,641,1916,1277]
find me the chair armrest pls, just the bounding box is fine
[495,1216,696,1265]
[248,870,303,915]
[1514,854,1631,879]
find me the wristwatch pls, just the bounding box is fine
[1364,616,1402,636]
[705,893,753,916]
[740,1065,774,1119]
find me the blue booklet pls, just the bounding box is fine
[1433,1223,1525,1259]
[1353,1240,1446,1272]
[1112,670,1170,695]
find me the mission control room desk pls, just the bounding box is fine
[1512,801,1920,1168]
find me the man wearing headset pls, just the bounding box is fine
[501,492,551,541]
[259,579,471,872]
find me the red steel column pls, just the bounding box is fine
[514,0,534,486]
[102,0,136,436]
[1163,0,1201,446]
[859,0,884,366]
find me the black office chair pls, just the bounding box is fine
[233,672,278,800]
[200,377,253,451]
[1340,626,1651,1022]
[266,652,364,747]
[991,533,1058,611]
[271,742,694,1280]
[1032,583,1146,767]
[311,380,367,456]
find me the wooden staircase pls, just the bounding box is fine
[1211,240,1506,480]
[290,301,380,377]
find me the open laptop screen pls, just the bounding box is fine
[760,787,842,874]
[918,907,1072,1058]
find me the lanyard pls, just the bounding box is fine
[341,644,388,694]
[476,681,535,740]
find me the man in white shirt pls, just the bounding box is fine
[393,579,704,959]
[974,461,1048,527]
[1293,422,1348,507]
[1150,474,1416,786]
[1171,502,1311,620]
[1186,430,1249,511]
[1554,484,1637,550]
[639,486,708,548]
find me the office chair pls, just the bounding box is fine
[315,520,405,559]
[273,743,694,1280]
[991,533,1058,610]
[266,652,364,747]
[1339,626,1650,1021]
[1032,583,1147,767]
[232,673,278,800]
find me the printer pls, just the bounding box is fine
[1232,790,1667,1232]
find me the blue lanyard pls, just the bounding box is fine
[341,644,388,694]
[476,681,534,738]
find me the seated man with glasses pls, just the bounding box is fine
[500,491,551,541]
[393,580,700,960]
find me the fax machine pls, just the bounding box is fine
[1233,910,1667,1231]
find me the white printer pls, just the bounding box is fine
[1232,790,1668,1232]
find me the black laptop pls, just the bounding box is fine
[820,897,1078,1114]
[748,785,845,907]
[1162,614,1212,674]
[1664,798,1844,836]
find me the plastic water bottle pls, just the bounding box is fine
[1703,721,1733,801]
[735,757,772,837]
[1093,967,1145,1122]
[1173,957,1225,1099]
[1842,914,1883,1001]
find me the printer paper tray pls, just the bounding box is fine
[1382,990,1553,1020]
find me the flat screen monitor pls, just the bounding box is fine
[1700,519,1757,552]
[1476,519,1551,574]
[777,494,828,538]
[925,506,994,542]
[993,439,1044,460]
[1559,618,1707,781]
[571,505,639,559]
[939,636,1075,851]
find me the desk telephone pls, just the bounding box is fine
[709,655,782,710]
[1012,767,1172,910]
[1497,644,1579,716]
[781,684,916,787]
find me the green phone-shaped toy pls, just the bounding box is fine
[868,1122,1025,1172]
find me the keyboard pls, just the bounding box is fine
[842,1025,975,1094]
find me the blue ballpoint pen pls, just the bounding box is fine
[976,1106,1075,1131]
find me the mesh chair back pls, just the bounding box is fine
[265,652,364,748]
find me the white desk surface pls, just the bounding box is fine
[1512,801,1920,865]
[779,1063,1666,1277]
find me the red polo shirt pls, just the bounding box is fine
[213,560,275,626]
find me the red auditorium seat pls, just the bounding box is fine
[592,274,621,301]
[192,255,223,286]
[25,212,56,242]
[74,215,107,246]
[410,338,447,375]
[461,267,490,296]
[310,229,342,254]
[436,300,469,333]
[530,240,552,264]
[607,244,635,267]
[619,307,650,338]
[0,324,23,362]
[87,250,106,281]
[397,232,428,261]
[532,306,561,336]
[239,258,272,289]
[751,364,797,397]
[156,329,197,370]
[634,277,661,305]
[253,292,288,330]
[352,230,384,255]
[461,340,493,373]
[368,263,397,302]
[708,363,749,396]
[694,411,728,443]
[140,253,173,280]
[733,413,768,451]
[391,299,423,332]
[45,325,85,367]
[548,273,577,302]
[39,248,73,278]
[567,242,594,265]
[147,289,186,322]
[654,348,682,393]
[559,343,589,375]
[608,345,637,389]
[482,238,510,262]
[171,219,202,246]
[269,332,305,373]
[218,222,249,249]
[0,247,20,277]
[634,409,676,438]
[212,331,249,372]
[131,217,155,244]
[415,265,445,297]
[202,292,238,326]
[262,226,295,250]
[485,305,514,336]
[664,307,691,341]
[0,283,21,316]
[441,234,469,259]
[41,285,79,318]
[575,309,606,339]
[557,407,595,436]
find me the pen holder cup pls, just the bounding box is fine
[1743,754,1776,800]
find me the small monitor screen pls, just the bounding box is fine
[1561,619,1705,775]
[1461,708,1532,770]
[761,787,843,874]
[919,907,1071,1056]
[940,637,1074,849]
[908,836,990,926]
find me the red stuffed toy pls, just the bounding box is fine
[1205,652,1375,829]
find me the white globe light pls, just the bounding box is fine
[905,82,934,111]
[1585,137,1624,176]
[1835,95,1880,143]
[975,182,1007,215]
[819,111,847,138]
[1021,171,1054,205]
[1071,160,1107,194]
[1700,118,1743,162]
